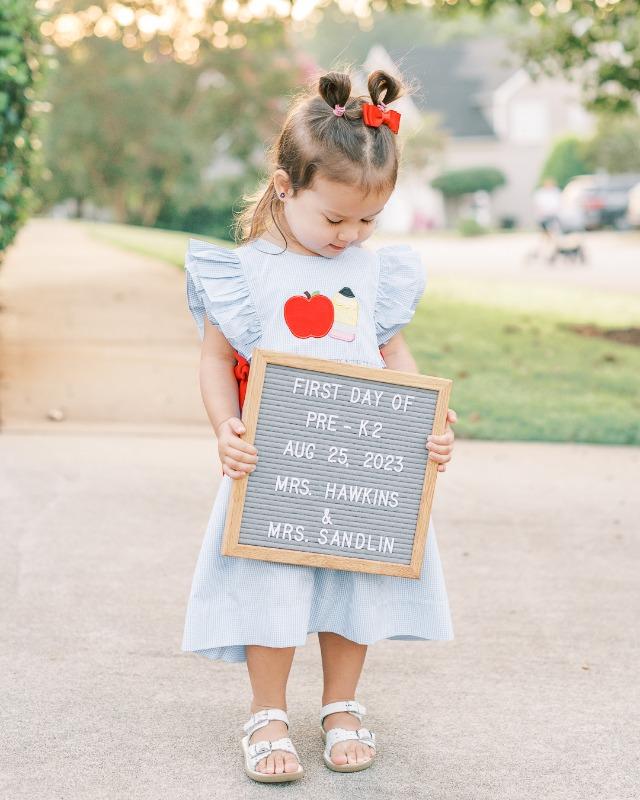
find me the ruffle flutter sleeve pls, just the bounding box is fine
[374,244,427,347]
[184,238,261,358]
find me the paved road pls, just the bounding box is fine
[0,218,206,431]
[1,218,638,798]
[403,228,640,294]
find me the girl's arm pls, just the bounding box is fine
[200,316,242,430]
[379,331,419,373]
[199,317,258,479]
[380,332,457,473]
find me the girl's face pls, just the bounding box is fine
[272,172,391,258]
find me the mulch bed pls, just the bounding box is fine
[564,324,640,347]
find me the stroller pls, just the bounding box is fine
[526,214,587,266]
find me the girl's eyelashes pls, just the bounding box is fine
[325,217,375,225]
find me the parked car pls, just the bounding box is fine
[627,181,640,228]
[560,173,640,230]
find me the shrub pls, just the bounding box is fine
[457,218,488,237]
[431,167,506,197]
[538,136,590,189]
[0,0,43,256]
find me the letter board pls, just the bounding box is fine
[222,349,452,578]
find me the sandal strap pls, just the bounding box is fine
[246,737,299,771]
[325,727,376,756]
[243,708,289,737]
[320,700,366,725]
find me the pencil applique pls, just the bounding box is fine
[328,287,358,342]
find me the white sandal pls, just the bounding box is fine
[320,700,376,772]
[241,708,304,783]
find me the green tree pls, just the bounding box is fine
[582,114,640,174]
[37,26,301,228]
[431,0,640,114]
[46,1,640,114]
[539,136,590,189]
[38,38,212,224]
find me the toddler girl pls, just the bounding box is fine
[181,69,457,783]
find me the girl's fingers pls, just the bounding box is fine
[227,447,258,464]
[222,463,246,480]
[429,451,451,464]
[447,408,458,424]
[431,430,455,443]
[427,441,452,455]
[225,457,255,473]
[428,431,454,446]
[229,435,258,454]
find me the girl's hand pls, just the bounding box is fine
[427,408,457,473]
[216,416,258,480]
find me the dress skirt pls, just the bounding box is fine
[181,476,454,663]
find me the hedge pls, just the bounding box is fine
[431,166,507,197]
[0,0,43,256]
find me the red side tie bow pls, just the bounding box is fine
[233,351,251,410]
[362,103,401,134]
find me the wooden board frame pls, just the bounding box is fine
[221,349,452,579]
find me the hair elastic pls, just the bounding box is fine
[333,104,346,117]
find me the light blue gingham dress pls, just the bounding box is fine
[181,236,454,663]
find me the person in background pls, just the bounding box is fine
[533,177,562,237]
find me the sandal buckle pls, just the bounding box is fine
[356,728,375,746]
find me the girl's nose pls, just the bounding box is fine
[338,228,358,243]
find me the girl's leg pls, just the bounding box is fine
[245,644,300,775]
[318,632,374,766]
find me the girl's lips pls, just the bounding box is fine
[329,243,346,251]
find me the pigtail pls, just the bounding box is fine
[367,70,403,108]
[318,72,351,108]
[318,71,361,122]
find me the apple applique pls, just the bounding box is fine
[284,291,334,339]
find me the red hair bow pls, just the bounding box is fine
[362,102,401,134]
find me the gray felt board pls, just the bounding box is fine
[238,363,439,565]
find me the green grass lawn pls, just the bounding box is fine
[85,221,198,266]
[85,221,640,445]
[406,295,640,444]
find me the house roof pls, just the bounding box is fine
[387,37,519,138]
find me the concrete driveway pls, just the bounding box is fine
[2,433,637,799]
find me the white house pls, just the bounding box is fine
[362,38,595,230]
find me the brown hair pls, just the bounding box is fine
[233,68,407,245]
